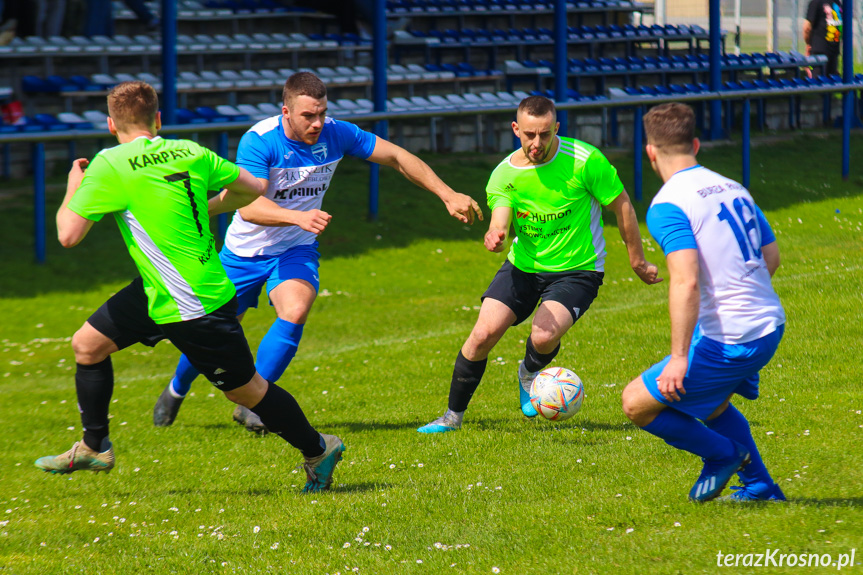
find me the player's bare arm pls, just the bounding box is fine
[607,191,662,285]
[234,178,332,234]
[208,169,267,216]
[57,158,96,248]
[762,241,780,277]
[367,137,483,225]
[484,206,512,252]
[658,247,700,402]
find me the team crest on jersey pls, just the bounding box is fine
[311,142,328,162]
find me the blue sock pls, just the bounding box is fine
[170,354,200,397]
[641,409,737,462]
[706,403,774,487]
[255,319,304,383]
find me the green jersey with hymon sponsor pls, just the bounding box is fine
[68,136,241,324]
[486,136,624,273]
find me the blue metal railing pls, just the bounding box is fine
[5,82,860,264]
[1,0,858,263]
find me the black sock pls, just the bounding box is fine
[447,350,487,412]
[250,382,324,458]
[76,358,114,452]
[522,338,560,373]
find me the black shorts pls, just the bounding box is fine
[87,277,257,391]
[482,260,604,326]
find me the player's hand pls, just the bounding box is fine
[443,192,483,225]
[67,158,89,190]
[632,260,663,285]
[484,229,507,252]
[656,356,687,402]
[295,209,331,235]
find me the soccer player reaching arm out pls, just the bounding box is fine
[153,71,482,432]
[418,95,660,434]
[366,136,482,224]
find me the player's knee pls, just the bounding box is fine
[275,304,310,324]
[71,328,109,365]
[468,324,501,349]
[529,330,559,353]
[620,381,647,425]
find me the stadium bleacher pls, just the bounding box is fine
[0,0,856,145]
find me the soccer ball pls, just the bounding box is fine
[529,367,584,421]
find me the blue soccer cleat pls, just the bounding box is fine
[518,364,538,418]
[689,441,751,502]
[417,410,462,434]
[719,483,786,502]
[302,434,345,493]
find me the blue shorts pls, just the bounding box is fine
[641,324,784,421]
[219,243,321,316]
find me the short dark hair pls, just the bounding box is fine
[517,95,556,120]
[282,72,327,107]
[107,81,158,131]
[642,102,696,155]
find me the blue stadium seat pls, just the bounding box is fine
[57,112,93,129]
[176,108,207,124]
[34,113,72,131]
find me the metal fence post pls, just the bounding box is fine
[217,131,229,240]
[33,143,46,264]
[742,99,751,188]
[633,106,643,202]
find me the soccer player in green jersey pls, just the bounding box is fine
[419,95,662,433]
[35,82,345,492]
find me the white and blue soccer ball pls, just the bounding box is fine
[529,367,584,421]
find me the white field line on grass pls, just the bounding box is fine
[5,265,860,374]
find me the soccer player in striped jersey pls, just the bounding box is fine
[622,102,786,502]
[418,95,661,433]
[153,72,483,432]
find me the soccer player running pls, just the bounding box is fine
[621,103,786,502]
[36,81,345,493]
[153,71,483,432]
[418,95,661,433]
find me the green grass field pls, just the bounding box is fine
[1,132,862,574]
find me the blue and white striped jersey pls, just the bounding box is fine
[224,115,377,256]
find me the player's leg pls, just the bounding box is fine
[519,271,602,416]
[231,244,320,432]
[417,297,517,433]
[231,278,315,435]
[258,278,316,382]
[418,261,534,433]
[707,399,785,502]
[163,297,344,492]
[706,326,786,501]
[519,300,572,415]
[37,278,163,474]
[255,243,321,383]
[419,299,515,432]
[155,247,266,426]
[622,375,748,502]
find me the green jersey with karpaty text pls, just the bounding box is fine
[68,136,241,324]
[486,136,624,273]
